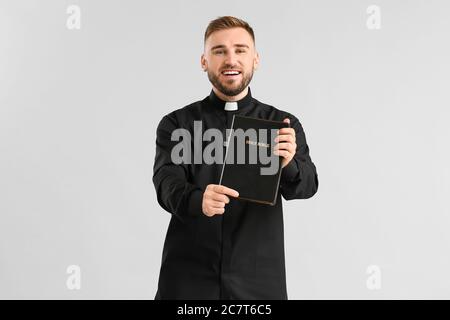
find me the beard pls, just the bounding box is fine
[207,68,254,97]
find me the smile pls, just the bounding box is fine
[221,70,242,77]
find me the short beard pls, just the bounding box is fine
[207,69,254,97]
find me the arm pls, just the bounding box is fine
[279,115,319,200]
[152,115,204,220]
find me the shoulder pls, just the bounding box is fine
[252,97,300,124]
[157,99,204,129]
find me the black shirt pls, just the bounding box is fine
[153,87,319,299]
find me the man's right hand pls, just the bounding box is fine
[202,184,239,217]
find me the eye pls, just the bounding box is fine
[214,50,224,55]
[236,49,246,54]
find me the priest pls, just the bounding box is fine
[153,16,319,299]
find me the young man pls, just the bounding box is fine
[153,16,319,299]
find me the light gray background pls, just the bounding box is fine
[1,0,449,299]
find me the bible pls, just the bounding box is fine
[219,115,290,205]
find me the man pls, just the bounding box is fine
[153,16,318,299]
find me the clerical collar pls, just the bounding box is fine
[208,87,253,111]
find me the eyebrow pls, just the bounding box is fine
[210,44,250,51]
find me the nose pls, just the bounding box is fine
[224,51,239,67]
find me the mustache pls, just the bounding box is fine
[221,66,242,71]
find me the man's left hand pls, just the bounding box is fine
[274,118,297,168]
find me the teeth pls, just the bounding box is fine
[223,71,240,75]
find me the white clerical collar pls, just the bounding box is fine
[224,101,238,111]
[208,87,253,111]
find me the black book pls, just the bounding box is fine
[219,115,290,205]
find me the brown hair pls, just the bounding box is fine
[204,16,255,44]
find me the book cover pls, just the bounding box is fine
[219,115,290,205]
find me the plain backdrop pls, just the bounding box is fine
[1,0,449,299]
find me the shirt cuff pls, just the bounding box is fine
[187,188,204,217]
[281,158,300,183]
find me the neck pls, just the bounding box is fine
[212,86,249,102]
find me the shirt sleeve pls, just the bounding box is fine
[152,114,204,219]
[279,114,319,200]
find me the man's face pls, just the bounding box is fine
[201,27,259,97]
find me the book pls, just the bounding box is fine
[218,115,290,205]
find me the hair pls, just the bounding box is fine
[204,16,255,44]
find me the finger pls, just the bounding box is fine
[273,142,291,151]
[274,143,296,155]
[210,200,226,208]
[274,134,294,143]
[278,127,295,135]
[214,185,239,197]
[210,207,225,215]
[283,118,290,124]
[275,142,297,153]
[274,149,290,158]
[290,143,297,153]
[210,193,230,203]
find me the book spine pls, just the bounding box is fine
[218,114,236,185]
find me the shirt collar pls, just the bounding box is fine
[208,87,253,111]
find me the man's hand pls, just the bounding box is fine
[274,118,297,168]
[202,184,239,217]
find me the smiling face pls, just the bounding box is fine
[201,27,260,100]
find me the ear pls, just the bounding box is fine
[200,54,207,72]
[253,51,260,71]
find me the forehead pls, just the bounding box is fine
[205,27,254,49]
